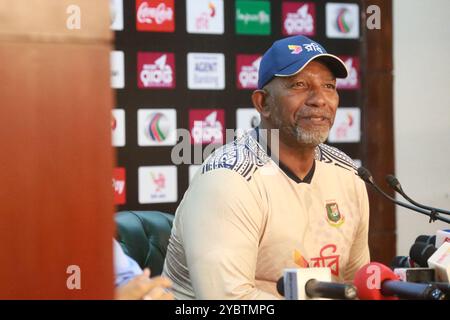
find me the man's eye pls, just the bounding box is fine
[325,83,336,89]
[292,81,306,88]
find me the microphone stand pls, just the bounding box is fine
[357,167,450,224]
[386,174,450,217]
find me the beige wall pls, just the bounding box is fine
[394,0,450,255]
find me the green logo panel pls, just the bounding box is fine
[235,1,271,35]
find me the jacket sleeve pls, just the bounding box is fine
[178,169,279,299]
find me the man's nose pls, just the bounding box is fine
[305,87,327,108]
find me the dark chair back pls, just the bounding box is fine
[115,211,174,276]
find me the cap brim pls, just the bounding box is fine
[274,53,348,79]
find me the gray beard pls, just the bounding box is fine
[291,125,329,145]
[271,114,330,146]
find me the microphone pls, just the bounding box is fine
[427,241,450,282]
[390,256,418,269]
[391,236,438,270]
[277,268,357,300]
[354,262,445,300]
[393,268,450,298]
[435,229,450,248]
[415,234,436,246]
[391,235,442,270]
[394,268,435,283]
[409,242,437,268]
[404,240,450,284]
[386,174,450,216]
[357,167,450,224]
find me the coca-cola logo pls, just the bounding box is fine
[137,2,173,25]
[136,0,174,32]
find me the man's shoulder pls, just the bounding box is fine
[315,143,359,175]
[201,130,271,182]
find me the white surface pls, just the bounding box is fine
[187,53,225,90]
[137,109,177,146]
[138,166,177,204]
[186,0,224,34]
[325,3,360,39]
[111,109,125,147]
[394,0,450,255]
[110,50,125,89]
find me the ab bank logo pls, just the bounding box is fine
[137,52,175,89]
[186,0,224,34]
[282,2,316,36]
[138,109,177,146]
[236,55,262,89]
[138,166,177,204]
[189,109,225,145]
[136,0,175,32]
[326,3,359,39]
[336,56,359,90]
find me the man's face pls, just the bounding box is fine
[263,60,339,147]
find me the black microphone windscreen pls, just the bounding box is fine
[409,242,437,267]
[415,235,436,246]
[357,167,373,184]
[391,256,413,269]
[276,277,284,296]
[385,175,399,189]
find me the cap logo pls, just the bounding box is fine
[303,42,323,53]
[288,44,302,54]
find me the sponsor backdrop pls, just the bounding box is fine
[111,0,364,214]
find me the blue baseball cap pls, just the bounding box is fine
[257,35,348,89]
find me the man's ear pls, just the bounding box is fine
[252,89,271,118]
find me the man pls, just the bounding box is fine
[163,35,370,299]
[114,239,173,300]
